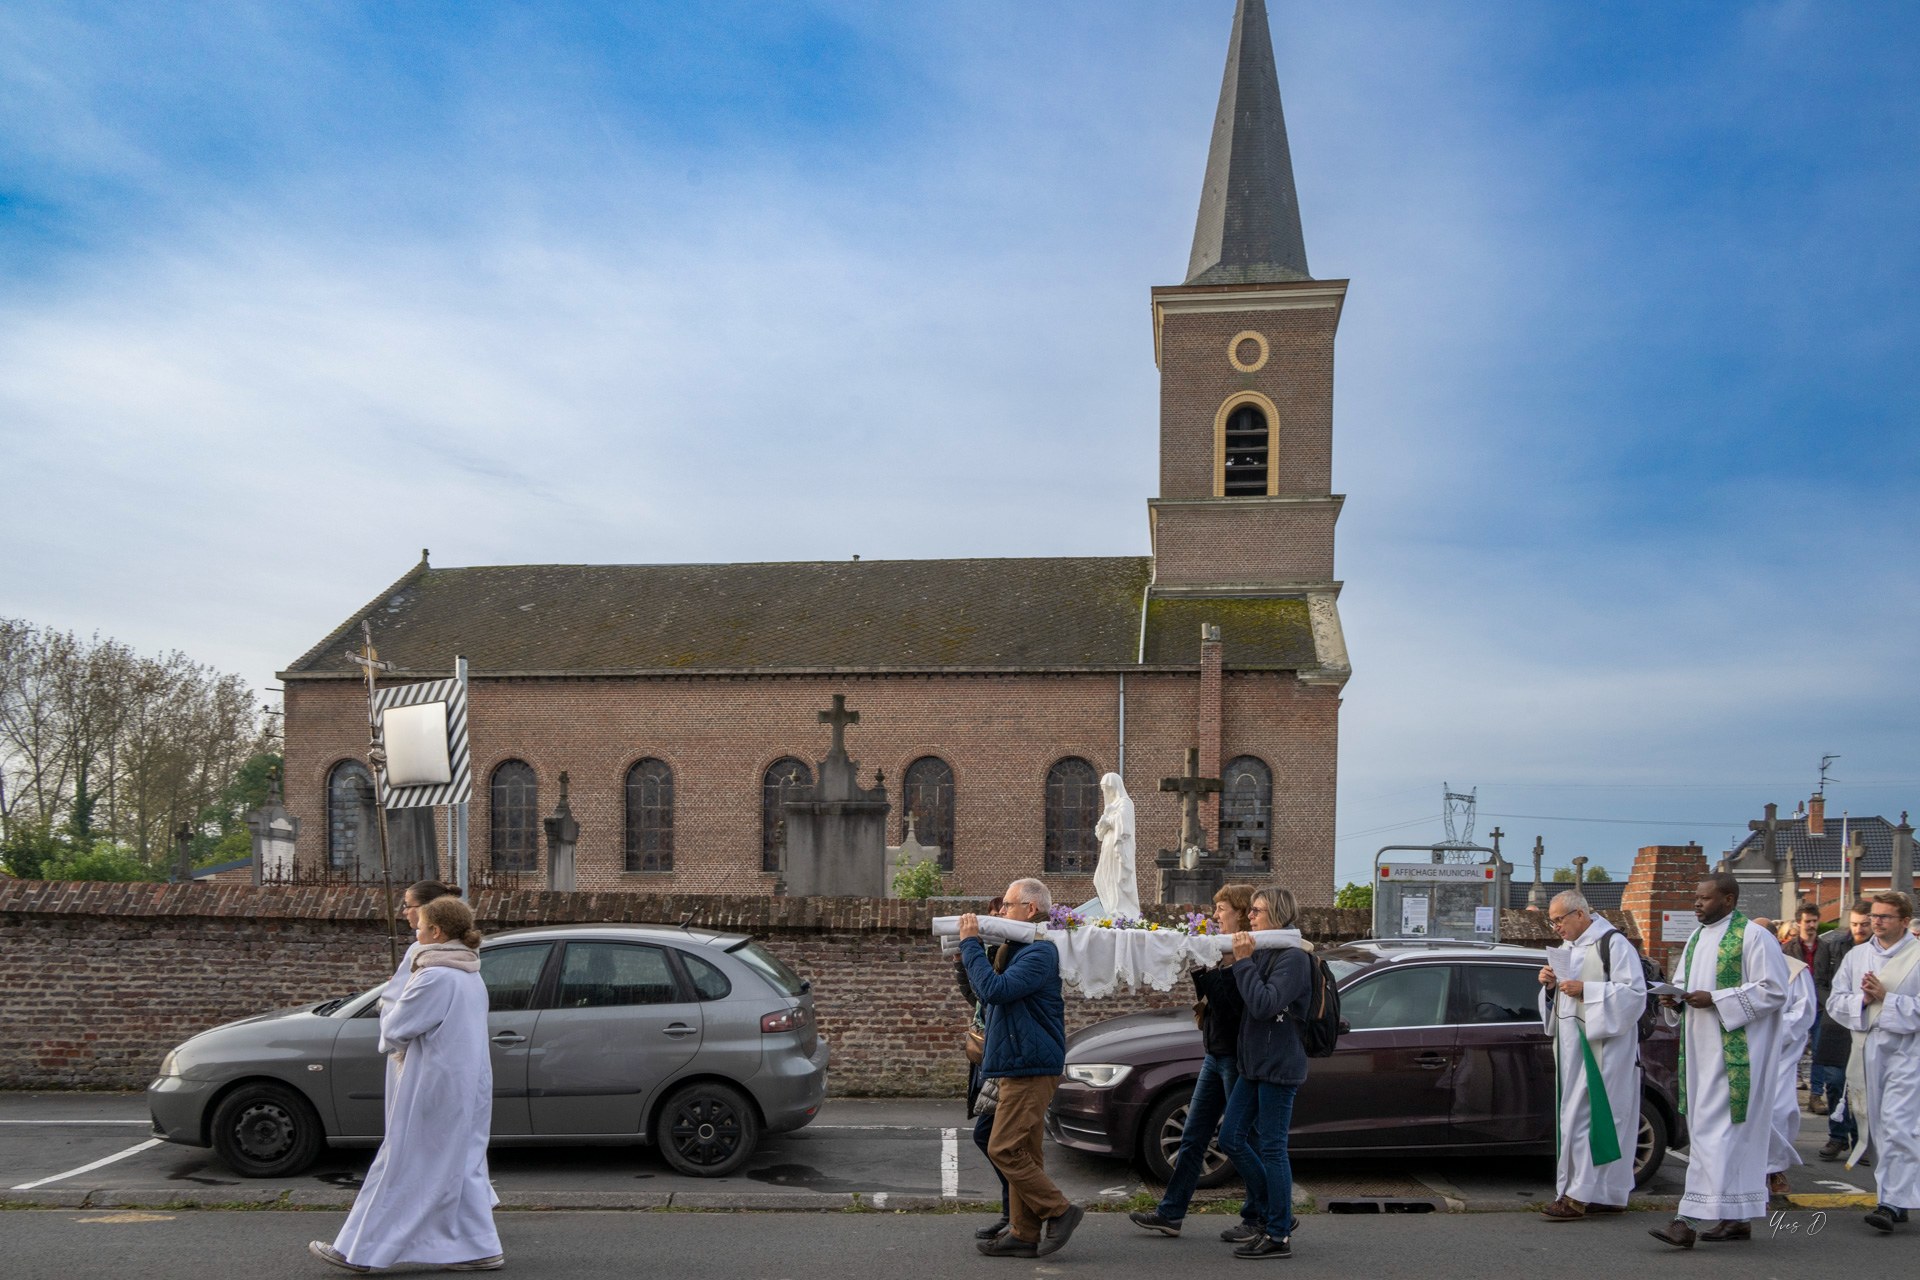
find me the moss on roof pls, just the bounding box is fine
[1141,596,1316,669]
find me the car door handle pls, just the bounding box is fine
[1413,1052,1449,1069]
[491,1031,527,1046]
[661,1024,697,1039]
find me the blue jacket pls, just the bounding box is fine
[959,937,1067,1079]
[1233,948,1313,1086]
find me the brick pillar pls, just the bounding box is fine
[1623,842,1709,975]
[1197,624,1223,849]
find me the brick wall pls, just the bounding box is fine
[0,882,1390,1093]
[1148,498,1339,585]
[1622,843,1710,973]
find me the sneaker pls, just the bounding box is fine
[1232,1234,1293,1259]
[443,1258,505,1273]
[1129,1210,1182,1237]
[977,1233,1038,1258]
[307,1242,370,1274]
[1036,1203,1085,1257]
[1864,1205,1909,1233]
[973,1216,1010,1241]
[1220,1221,1262,1243]
[1818,1139,1848,1162]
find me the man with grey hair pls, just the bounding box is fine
[1537,888,1646,1220]
[957,880,1080,1257]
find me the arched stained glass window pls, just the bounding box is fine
[902,756,956,871]
[490,760,539,873]
[762,757,813,872]
[1044,757,1101,874]
[1219,755,1272,865]
[625,759,674,873]
[327,759,375,872]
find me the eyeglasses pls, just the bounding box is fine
[1870,913,1905,923]
[1548,913,1573,924]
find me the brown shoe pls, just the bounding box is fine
[1540,1197,1586,1221]
[1648,1219,1697,1249]
[1699,1220,1751,1242]
[1767,1172,1790,1196]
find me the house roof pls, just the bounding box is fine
[1507,879,1625,912]
[283,557,1329,679]
[1727,814,1908,876]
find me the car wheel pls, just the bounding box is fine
[209,1082,324,1178]
[657,1082,760,1178]
[1632,1100,1670,1188]
[1138,1089,1235,1190]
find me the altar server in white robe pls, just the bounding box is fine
[1649,874,1787,1249]
[311,895,502,1273]
[382,881,460,1007]
[1536,890,1645,1220]
[1765,952,1817,1198]
[1827,890,1920,1233]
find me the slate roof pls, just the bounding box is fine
[1185,0,1311,286]
[1727,814,1905,875]
[283,557,1328,678]
[1507,879,1625,912]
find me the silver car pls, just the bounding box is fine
[148,924,829,1178]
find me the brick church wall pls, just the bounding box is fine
[284,669,1340,907]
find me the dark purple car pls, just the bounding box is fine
[1046,940,1683,1188]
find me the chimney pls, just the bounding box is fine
[1807,793,1826,839]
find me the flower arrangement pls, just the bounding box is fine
[1046,906,1217,936]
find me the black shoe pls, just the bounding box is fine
[1698,1220,1751,1243]
[1220,1222,1263,1243]
[976,1233,1037,1258]
[1129,1210,1182,1237]
[973,1217,1010,1241]
[1648,1219,1696,1250]
[1864,1205,1909,1233]
[1036,1204,1085,1257]
[1818,1139,1848,1162]
[1233,1235,1292,1260]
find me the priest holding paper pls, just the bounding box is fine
[1827,890,1920,1234]
[1536,890,1645,1221]
[1649,874,1788,1249]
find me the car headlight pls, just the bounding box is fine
[157,1050,180,1078]
[1064,1063,1132,1088]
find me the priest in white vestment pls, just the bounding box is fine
[1649,874,1787,1249]
[1827,890,1920,1233]
[1766,953,1817,1198]
[312,897,502,1273]
[1536,890,1645,1220]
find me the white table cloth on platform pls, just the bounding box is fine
[933,923,1308,999]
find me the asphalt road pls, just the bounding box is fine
[0,1091,1880,1214]
[2,1207,1908,1280]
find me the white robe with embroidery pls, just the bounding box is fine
[1540,920,1644,1206]
[331,965,500,1269]
[1674,916,1788,1222]
[1768,960,1817,1174]
[1828,932,1920,1210]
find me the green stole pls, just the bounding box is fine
[1677,912,1752,1123]
[1554,933,1624,1166]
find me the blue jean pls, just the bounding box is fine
[1811,1062,1855,1144]
[1157,1053,1255,1225]
[1217,1077,1298,1241]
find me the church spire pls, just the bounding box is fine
[1185,0,1310,285]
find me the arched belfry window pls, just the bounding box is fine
[902,756,956,871]
[1219,755,1273,864]
[327,759,375,871]
[1222,404,1270,495]
[625,759,674,873]
[490,761,539,872]
[762,757,813,872]
[1044,757,1102,874]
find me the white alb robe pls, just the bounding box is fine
[1828,932,1920,1210]
[1540,919,1645,1206]
[1674,915,1788,1222]
[1768,958,1817,1174]
[332,965,500,1269]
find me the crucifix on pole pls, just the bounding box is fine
[1160,747,1222,854]
[346,619,401,967]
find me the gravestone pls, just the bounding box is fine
[884,828,938,899]
[1155,747,1226,905]
[384,808,439,884]
[782,695,892,897]
[544,771,581,893]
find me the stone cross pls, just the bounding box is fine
[1571,855,1588,887]
[1160,747,1221,852]
[819,694,859,759]
[1527,836,1547,911]
[1749,802,1782,868]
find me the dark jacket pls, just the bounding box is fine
[1192,963,1246,1058]
[1232,947,1314,1086]
[959,936,1066,1079]
[1812,928,1858,1068]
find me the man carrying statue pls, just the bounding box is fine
[1535,889,1645,1221]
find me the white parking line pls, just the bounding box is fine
[941,1128,959,1199]
[11,1138,164,1190]
[0,1120,151,1126]
[1668,1148,1689,1164]
[813,1124,942,1132]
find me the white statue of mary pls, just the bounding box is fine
[1089,772,1139,920]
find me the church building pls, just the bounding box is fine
[279,0,1353,905]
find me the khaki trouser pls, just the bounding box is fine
[987,1076,1070,1242]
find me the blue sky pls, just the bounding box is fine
[2,1,1916,886]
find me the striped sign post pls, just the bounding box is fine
[372,676,472,810]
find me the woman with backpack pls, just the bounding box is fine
[1215,885,1315,1260]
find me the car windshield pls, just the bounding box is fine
[728,940,806,996]
[325,984,386,1018]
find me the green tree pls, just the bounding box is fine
[0,820,73,879]
[42,842,160,883]
[1334,881,1373,910]
[1551,865,1614,883]
[891,855,946,900]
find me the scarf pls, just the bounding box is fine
[1677,911,1751,1123]
[411,941,480,973]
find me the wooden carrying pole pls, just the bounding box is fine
[349,620,400,968]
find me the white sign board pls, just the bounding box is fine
[1474,906,1496,934]
[1401,895,1430,937]
[1379,862,1499,883]
[1661,910,1700,944]
[383,701,453,787]
[372,677,472,808]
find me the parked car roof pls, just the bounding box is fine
[482,923,749,949]
[1323,939,1550,967]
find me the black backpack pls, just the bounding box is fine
[1597,930,1663,1042]
[1295,952,1344,1058]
